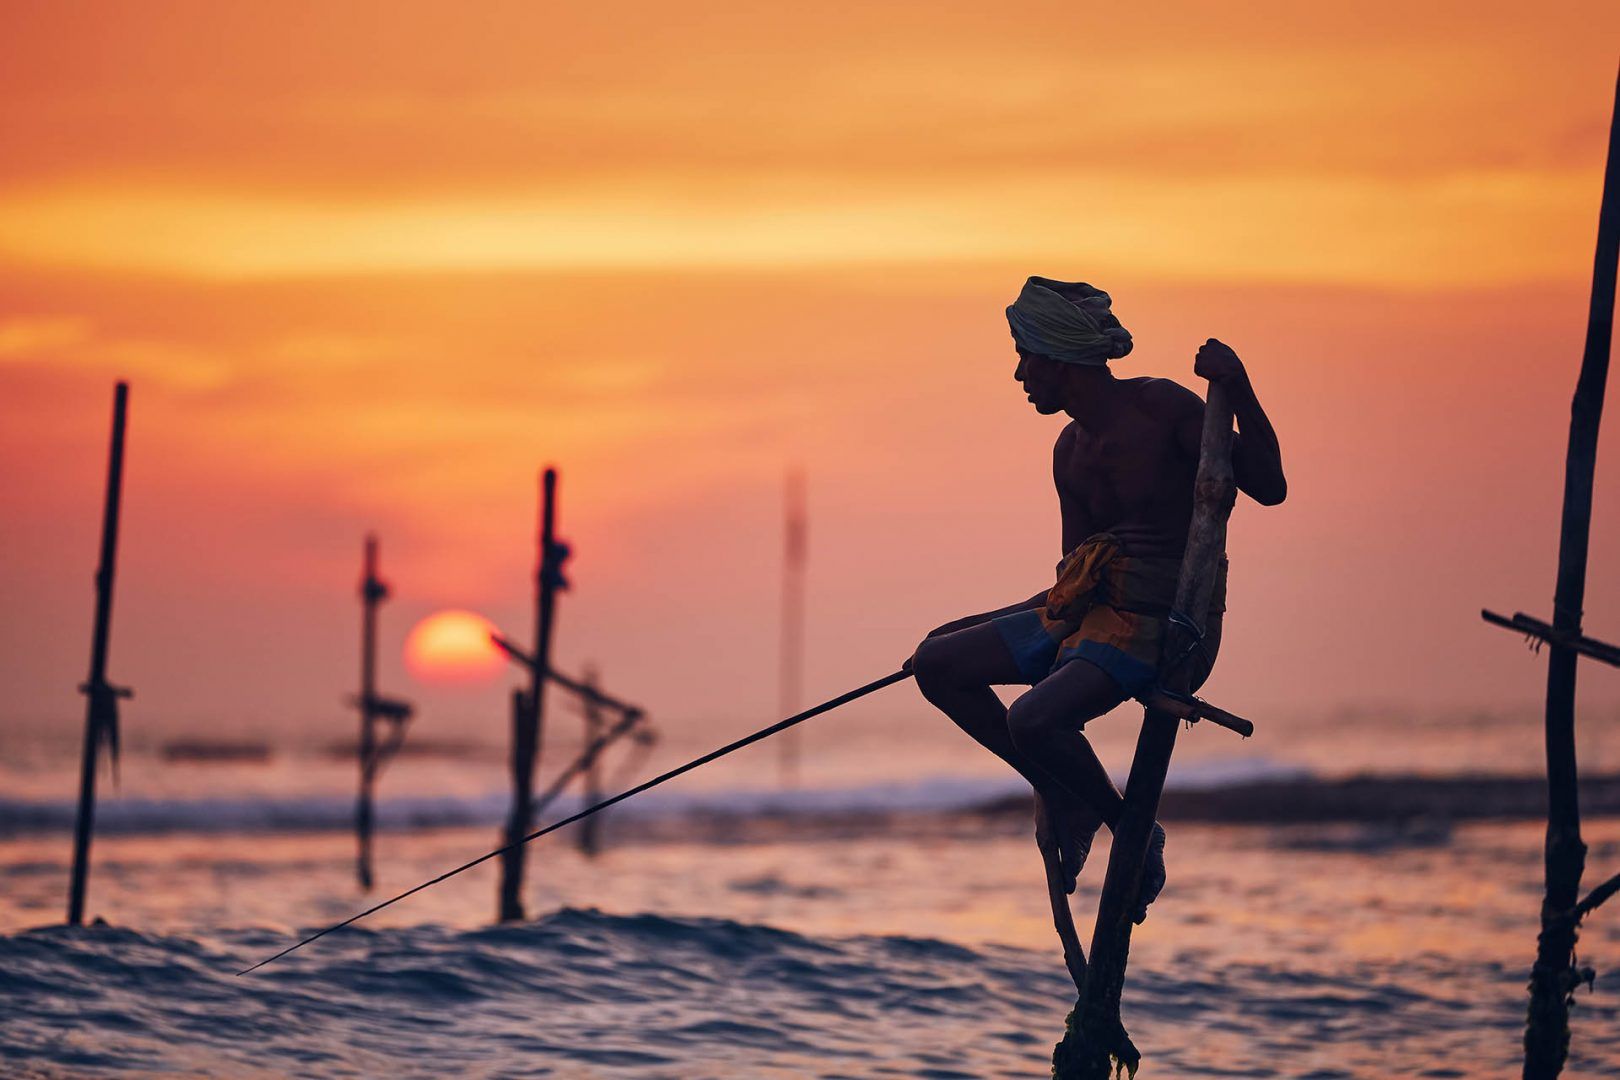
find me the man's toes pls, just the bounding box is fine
[1058,815,1097,895]
[1132,822,1168,924]
[1062,853,1080,895]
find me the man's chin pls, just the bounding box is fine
[1031,399,1062,415]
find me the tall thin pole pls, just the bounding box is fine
[67,381,130,927]
[1058,381,1236,1078]
[356,535,387,891]
[1524,62,1619,1080]
[778,467,807,786]
[578,663,604,856]
[499,467,561,922]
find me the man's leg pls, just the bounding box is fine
[912,624,1100,891]
[1005,658,1168,921]
[1003,658,1128,823]
[911,623,1046,786]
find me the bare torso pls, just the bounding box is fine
[1055,377,1199,560]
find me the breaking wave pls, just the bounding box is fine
[0,762,1308,839]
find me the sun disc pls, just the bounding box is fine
[404,610,505,685]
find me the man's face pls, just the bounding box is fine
[1014,349,1067,414]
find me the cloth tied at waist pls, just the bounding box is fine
[1044,533,1125,621]
[1042,532,1227,628]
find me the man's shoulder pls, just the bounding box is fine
[1127,376,1202,419]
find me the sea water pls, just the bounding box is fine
[3,703,1619,1077]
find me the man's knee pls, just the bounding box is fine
[911,636,960,698]
[1006,693,1065,753]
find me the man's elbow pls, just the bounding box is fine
[1253,476,1288,506]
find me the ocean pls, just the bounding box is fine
[3,700,1619,1077]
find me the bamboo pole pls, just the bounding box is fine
[1036,795,1090,992]
[1523,61,1619,1080]
[498,467,562,922]
[67,381,131,927]
[1482,610,1620,669]
[1056,380,1237,1078]
[350,536,412,891]
[779,467,808,786]
[492,634,650,854]
[356,535,385,891]
[578,664,604,857]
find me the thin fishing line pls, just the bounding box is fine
[236,669,911,975]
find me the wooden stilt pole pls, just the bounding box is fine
[356,536,384,891]
[1036,794,1090,992]
[578,664,604,857]
[778,467,808,786]
[1056,381,1237,1078]
[498,467,564,922]
[67,381,132,927]
[1521,61,1620,1080]
[493,635,651,855]
[352,536,412,892]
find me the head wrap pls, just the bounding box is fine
[1005,277,1133,365]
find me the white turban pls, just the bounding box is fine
[1005,277,1133,365]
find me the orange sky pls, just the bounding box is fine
[2,1,1618,747]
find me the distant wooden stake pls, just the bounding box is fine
[499,467,564,922]
[1056,381,1237,1078]
[353,536,412,892]
[492,635,649,858]
[1522,62,1620,1080]
[357,536,381,890]
[779,467,808,786]
[67,381,132,927]
[578,664,604,857]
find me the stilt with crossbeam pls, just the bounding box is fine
[1050,374,1241,1078]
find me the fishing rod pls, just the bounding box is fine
[237,668,912,975]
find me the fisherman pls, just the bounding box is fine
[909,277,1286,921]
[238,282,1285,976]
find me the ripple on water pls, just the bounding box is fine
[0,909,1611,1078]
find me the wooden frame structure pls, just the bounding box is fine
[1052,378,1246,1077]
[66,381,133,927]
[350,535,414,891]
[1481,62,1620,1080]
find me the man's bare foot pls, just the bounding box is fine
[1034,792,1103,894]
[1132,822,1167,924]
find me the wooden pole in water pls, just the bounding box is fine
[356,535,386,891]
[1056,380,1236,1078]
[67,382,132,927]
[347,536,412,893]
[778,467,808,786]
[777,469,810,790]
[1523,62,1619,1080]
[578,664,604,856]
[499,467,563,922]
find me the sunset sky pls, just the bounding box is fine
[2,1,1618,749]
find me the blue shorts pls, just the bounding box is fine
[991,609,1160,696]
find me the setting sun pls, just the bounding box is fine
[403,610,505,686]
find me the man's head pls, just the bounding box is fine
[1006,277,1132,414]
[1006,277,1132,362]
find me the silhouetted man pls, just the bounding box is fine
[910,277,1286,921]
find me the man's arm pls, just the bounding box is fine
[1191,338,1287,506]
